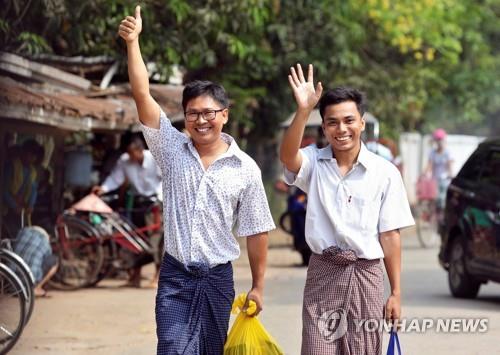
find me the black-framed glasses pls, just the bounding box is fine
[184,108,226,122]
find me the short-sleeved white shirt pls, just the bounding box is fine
[141,110,275,267]
[284,143,414,259]
[101,150,162,198]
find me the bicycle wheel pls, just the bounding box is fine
[85,240,114,287]
[0,263,27,355]
[415,200,440,248]
[279,211,293,235]
[50,215,104,290]
[0,249,35,324]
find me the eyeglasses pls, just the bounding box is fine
[184,108,226,122]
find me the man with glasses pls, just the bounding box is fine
[185,109,225,121]
[118,6,275,355]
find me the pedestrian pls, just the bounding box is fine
[280,64,414,354]
[92,135,163,288]
[425,128,453,210]
[2,139,44,239]
[118,6,275,355]
[14,226,58,298]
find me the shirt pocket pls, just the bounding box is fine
[349,196,380,231]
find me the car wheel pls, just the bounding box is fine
[448,237,480,298]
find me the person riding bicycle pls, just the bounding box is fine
[425,128,453,210]
[92,135,162,288]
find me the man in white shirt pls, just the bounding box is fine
[92,136,162,288]
[92,136,162,198]
[280,64,414,354]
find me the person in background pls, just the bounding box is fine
[91,134,123,184]
[2,139,44,239]
[366,138,394,162]
[425,128,453,209]
[92,135,162,288]
[92,135,162,199]
[14,226,58,297]
[378,137,403,175]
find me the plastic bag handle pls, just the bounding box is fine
[387,330,402,355]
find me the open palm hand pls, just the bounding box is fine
[288,64,323,111]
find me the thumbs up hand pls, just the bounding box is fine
[118,5,143,42]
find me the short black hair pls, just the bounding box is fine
[318,86,366,120]
[123,134,145,150]
[182,80,229,112]
[22,139,42,156]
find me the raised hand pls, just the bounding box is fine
[118,5,143,43]
[288,63,323,111]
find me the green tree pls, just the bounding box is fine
[1,0,499,142]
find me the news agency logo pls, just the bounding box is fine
[355,318,489,334]
[317,309,348,342]
[317,308,489,343]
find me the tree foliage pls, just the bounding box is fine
[1,0,499,140]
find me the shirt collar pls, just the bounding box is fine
[125,153,147,168]
[221,133,244,161]
[186,133,243,161]
[317,145,333,160]
[317,142,374,170]
[357,143,374,170]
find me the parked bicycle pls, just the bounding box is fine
[0,238,36,355]
[50,194,163,290]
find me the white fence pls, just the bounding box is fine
[399,133,486,204]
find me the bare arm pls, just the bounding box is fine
[424,158,432,177]
[118,6,160,128]
[447,157,453,178]
[279,64,323,173]
[245,232,268,316]
[100,160,126,193]
[280,108,308,173]
[380,229,402,327]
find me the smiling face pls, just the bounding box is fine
[184,95,228,147]
[321,100,365,153]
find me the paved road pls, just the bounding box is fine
[11,229,500,354]
[247,230,500,354]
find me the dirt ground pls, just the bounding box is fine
[11,229,301,355]
[10,228,500,355]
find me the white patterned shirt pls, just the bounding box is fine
[141,110,275,266]
[284,143,414,260]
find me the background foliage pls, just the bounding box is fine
[2,0,499,144]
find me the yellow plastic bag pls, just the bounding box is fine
[224,293,284,355]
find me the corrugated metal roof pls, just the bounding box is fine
[0,77,184,131]
[0,52,185,131]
